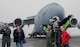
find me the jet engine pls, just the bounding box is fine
[0,22,5,31]
[49,16,60,23]
[69,18,78,27]
[77,22,80,29]
[49,15,78,27]
[13,18,24,28]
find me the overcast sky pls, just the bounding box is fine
[0,0,80,38]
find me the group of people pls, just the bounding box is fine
[0,22,70,47]
[0,15,72,47]
[0,23,25,47]
[47,21,70,47]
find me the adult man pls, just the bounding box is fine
[53,21,61,47]
[47,24,55,47]
[0,23,11,47]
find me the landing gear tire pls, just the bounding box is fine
[30,34,37,38]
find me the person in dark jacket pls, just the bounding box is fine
[53,21,61,47]
[13,24,25,47]
[60,26,70,47]
[0,23,11,47]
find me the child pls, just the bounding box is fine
[60,26,70,47]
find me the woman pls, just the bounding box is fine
[13,24,25,47]
[60,26,70,47]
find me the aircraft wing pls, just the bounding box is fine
[8,17,35,26]
[23,16,35,26]
[7,16,35,27]
[59,15,77,29]
[8,23,14,27]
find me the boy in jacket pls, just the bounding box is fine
[60,26,70,47]
[13,24,25,47]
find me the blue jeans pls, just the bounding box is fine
[63,44,69,47]
[56,42,61,47]
[16,40,23,47]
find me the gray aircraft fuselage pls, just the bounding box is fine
[33,3,65,35]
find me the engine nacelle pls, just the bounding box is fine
[77,22,80,29]
[0,22,5,31]
[70,18,78,27]
[49,16,60,23]
[13,18,24,28]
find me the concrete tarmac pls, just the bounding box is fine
[0,37,80,47]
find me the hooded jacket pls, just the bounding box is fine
[13,28,25,42]
[61,30,70,45]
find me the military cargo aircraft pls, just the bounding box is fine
[0,3,79,38]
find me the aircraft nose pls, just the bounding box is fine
[77,22,80,29]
